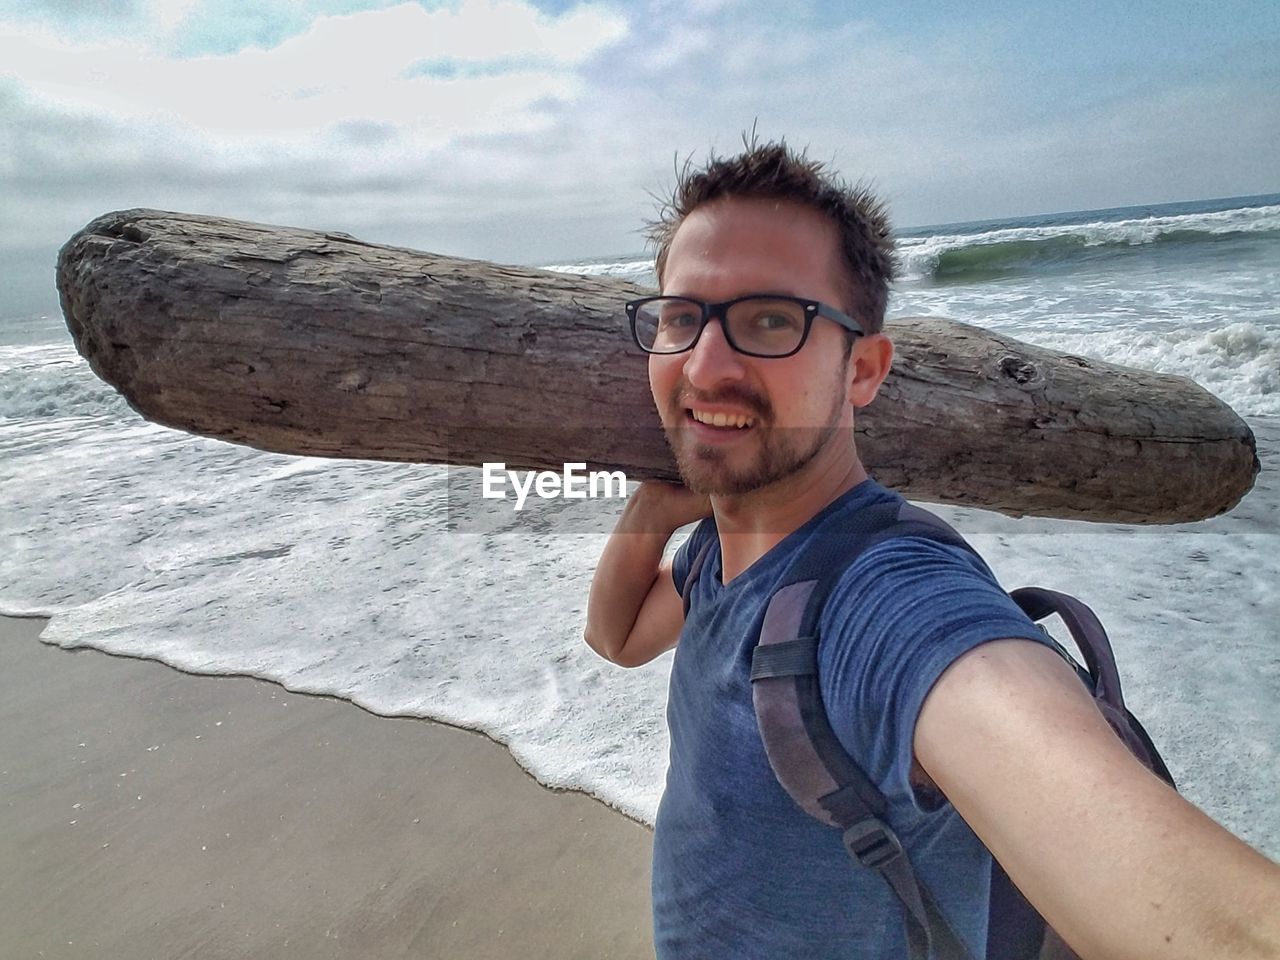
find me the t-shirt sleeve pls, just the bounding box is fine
[670,517,716,596]
[817,536,1053,811]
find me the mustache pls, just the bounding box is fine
[669,382,773,422]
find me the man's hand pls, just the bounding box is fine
[583,482,711,668]
[625,481,714,532]
[916,639,1280,960]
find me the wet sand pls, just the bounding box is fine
[0,615,655,959]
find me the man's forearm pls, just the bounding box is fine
[585,534,669,662]
[584,494,680,663]
[584,483,708,666]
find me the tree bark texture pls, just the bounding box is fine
[57,209,1259,523]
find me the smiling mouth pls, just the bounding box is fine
[687,409,756,429]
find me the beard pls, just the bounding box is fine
[662,364,850,497]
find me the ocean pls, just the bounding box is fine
[3,195,1278,857]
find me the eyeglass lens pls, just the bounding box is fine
[633,297,808,356]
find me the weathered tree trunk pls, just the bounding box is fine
[57,209,1258,523]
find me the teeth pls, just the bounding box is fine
[691,409,754,429]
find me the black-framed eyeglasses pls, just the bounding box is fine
[625,295,865,358]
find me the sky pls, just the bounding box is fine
[1,0,1278,315]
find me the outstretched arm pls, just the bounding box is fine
[916,639,1280,960]
[584,482,711,668]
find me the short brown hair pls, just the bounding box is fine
[646,138,895,334]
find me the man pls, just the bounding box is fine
[583,141,1280,959]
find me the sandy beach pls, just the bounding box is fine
[0,615,655,960]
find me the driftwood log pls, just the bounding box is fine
[57,209,1258,523]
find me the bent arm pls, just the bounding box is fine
[584,482,709,668]
[916,639,1280,960]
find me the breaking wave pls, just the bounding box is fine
[898,204,1280,283]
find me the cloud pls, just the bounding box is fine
[0,2,627,139]
[0,0,634,265]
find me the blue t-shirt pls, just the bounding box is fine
[652,480,1050,959]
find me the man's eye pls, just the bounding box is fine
[753,312,799,331]
[658,312,698,329]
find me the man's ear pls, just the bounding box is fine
[846,333,894,408]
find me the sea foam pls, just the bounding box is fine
[1031,322,1280,418]
[0,342,128,421]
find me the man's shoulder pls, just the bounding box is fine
[807,484,992,587]
[811,502,1030,641]
[827,476,904,517]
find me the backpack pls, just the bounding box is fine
[678,498,1176,960]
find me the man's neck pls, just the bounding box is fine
[711,444,868,583]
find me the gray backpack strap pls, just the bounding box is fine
[750,501,977,960]
[1011,587,1174,787]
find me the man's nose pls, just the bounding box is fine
[682,318,746,389]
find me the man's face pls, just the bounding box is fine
[649,197,858,496]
